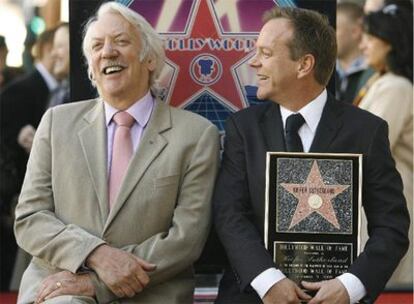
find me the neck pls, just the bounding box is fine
[40,58,55,75]
[373,62,389,74]
[103,90,149,111]
[338,49,362,71]
[276,81,324,112]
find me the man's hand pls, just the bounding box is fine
[35,270,94,303]
[263,278,311,304]
[86,245,156,298]
[302,279,349,304]
[17,124,36,153]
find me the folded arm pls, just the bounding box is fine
[89,123,220,302]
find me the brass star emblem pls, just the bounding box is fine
[281,161,350,230]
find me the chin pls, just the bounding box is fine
[256,89,269,100]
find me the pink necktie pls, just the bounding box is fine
[109,111,135,208]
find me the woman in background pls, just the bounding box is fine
[356,4,413,290]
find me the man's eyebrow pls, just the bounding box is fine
[114,33,131,39]
[257,45,272,51]
[90,32,130,40]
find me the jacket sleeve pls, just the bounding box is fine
[348,120,410,302]
[213,116,276,292]
[14,108,105,273]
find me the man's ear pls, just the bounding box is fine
[146,56,156,72]
[297,54,315,79]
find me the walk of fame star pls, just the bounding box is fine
[281,161,350,230]
[164,0,253,110]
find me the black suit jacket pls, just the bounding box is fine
[0,68,51,201]
[213,94,410,303]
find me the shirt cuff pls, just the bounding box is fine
[337,273,367,304]
[250,268,286,299]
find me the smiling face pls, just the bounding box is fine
[249,18,300,105]
[52,26,70,80]
[85,12,155,109]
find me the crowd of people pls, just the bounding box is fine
[0,0,412,303]
[336,0,413,290]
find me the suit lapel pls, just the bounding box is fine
[78,100,109,224]
[260,102,286,152]
[104,100,171,230]
[309,94,344,152]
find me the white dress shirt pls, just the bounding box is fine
[251,89,366,303]
[35,62,58,92]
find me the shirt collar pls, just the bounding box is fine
[336,56,368,77]
[35,62,58,91]
[104,91,154,127]
[280,89,327,133]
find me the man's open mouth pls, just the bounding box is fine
[102,65,126,75]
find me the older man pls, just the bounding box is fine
[14,2,219,304]
[213,6,409,304]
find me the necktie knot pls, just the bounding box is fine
[113,111,134,128]
[286,113,305,133]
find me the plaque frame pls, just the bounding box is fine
[265,152,362,283]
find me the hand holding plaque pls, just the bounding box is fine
[265,153,362,285]
[302,279,349,304]
[264,278,311,304]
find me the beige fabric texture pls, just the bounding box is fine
[14,99,220,303]
[359,72,413,289]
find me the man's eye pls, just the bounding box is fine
[92,43,102,50]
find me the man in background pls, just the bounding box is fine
[336,1,373,103]
[17,23,71,156]
[0,28,57,292]
[48,23,70,107]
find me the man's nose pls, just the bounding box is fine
[248,54,260,67]
[102,41,117,57]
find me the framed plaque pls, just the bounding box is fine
[265,152,362,283]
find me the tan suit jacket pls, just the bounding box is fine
[14,98,220,303]
[359,72,413,288]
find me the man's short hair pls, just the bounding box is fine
[263,7,337,86]
[32,28,56,61]
[56,22,69,32]
[337,2,364,21]
[82,2,165,92]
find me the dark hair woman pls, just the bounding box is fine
[356,4,413,290]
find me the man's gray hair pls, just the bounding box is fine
[82,1,165,92]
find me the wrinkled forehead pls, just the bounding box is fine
[85,12,140,42]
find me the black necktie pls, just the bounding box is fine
[285,113,305,152]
